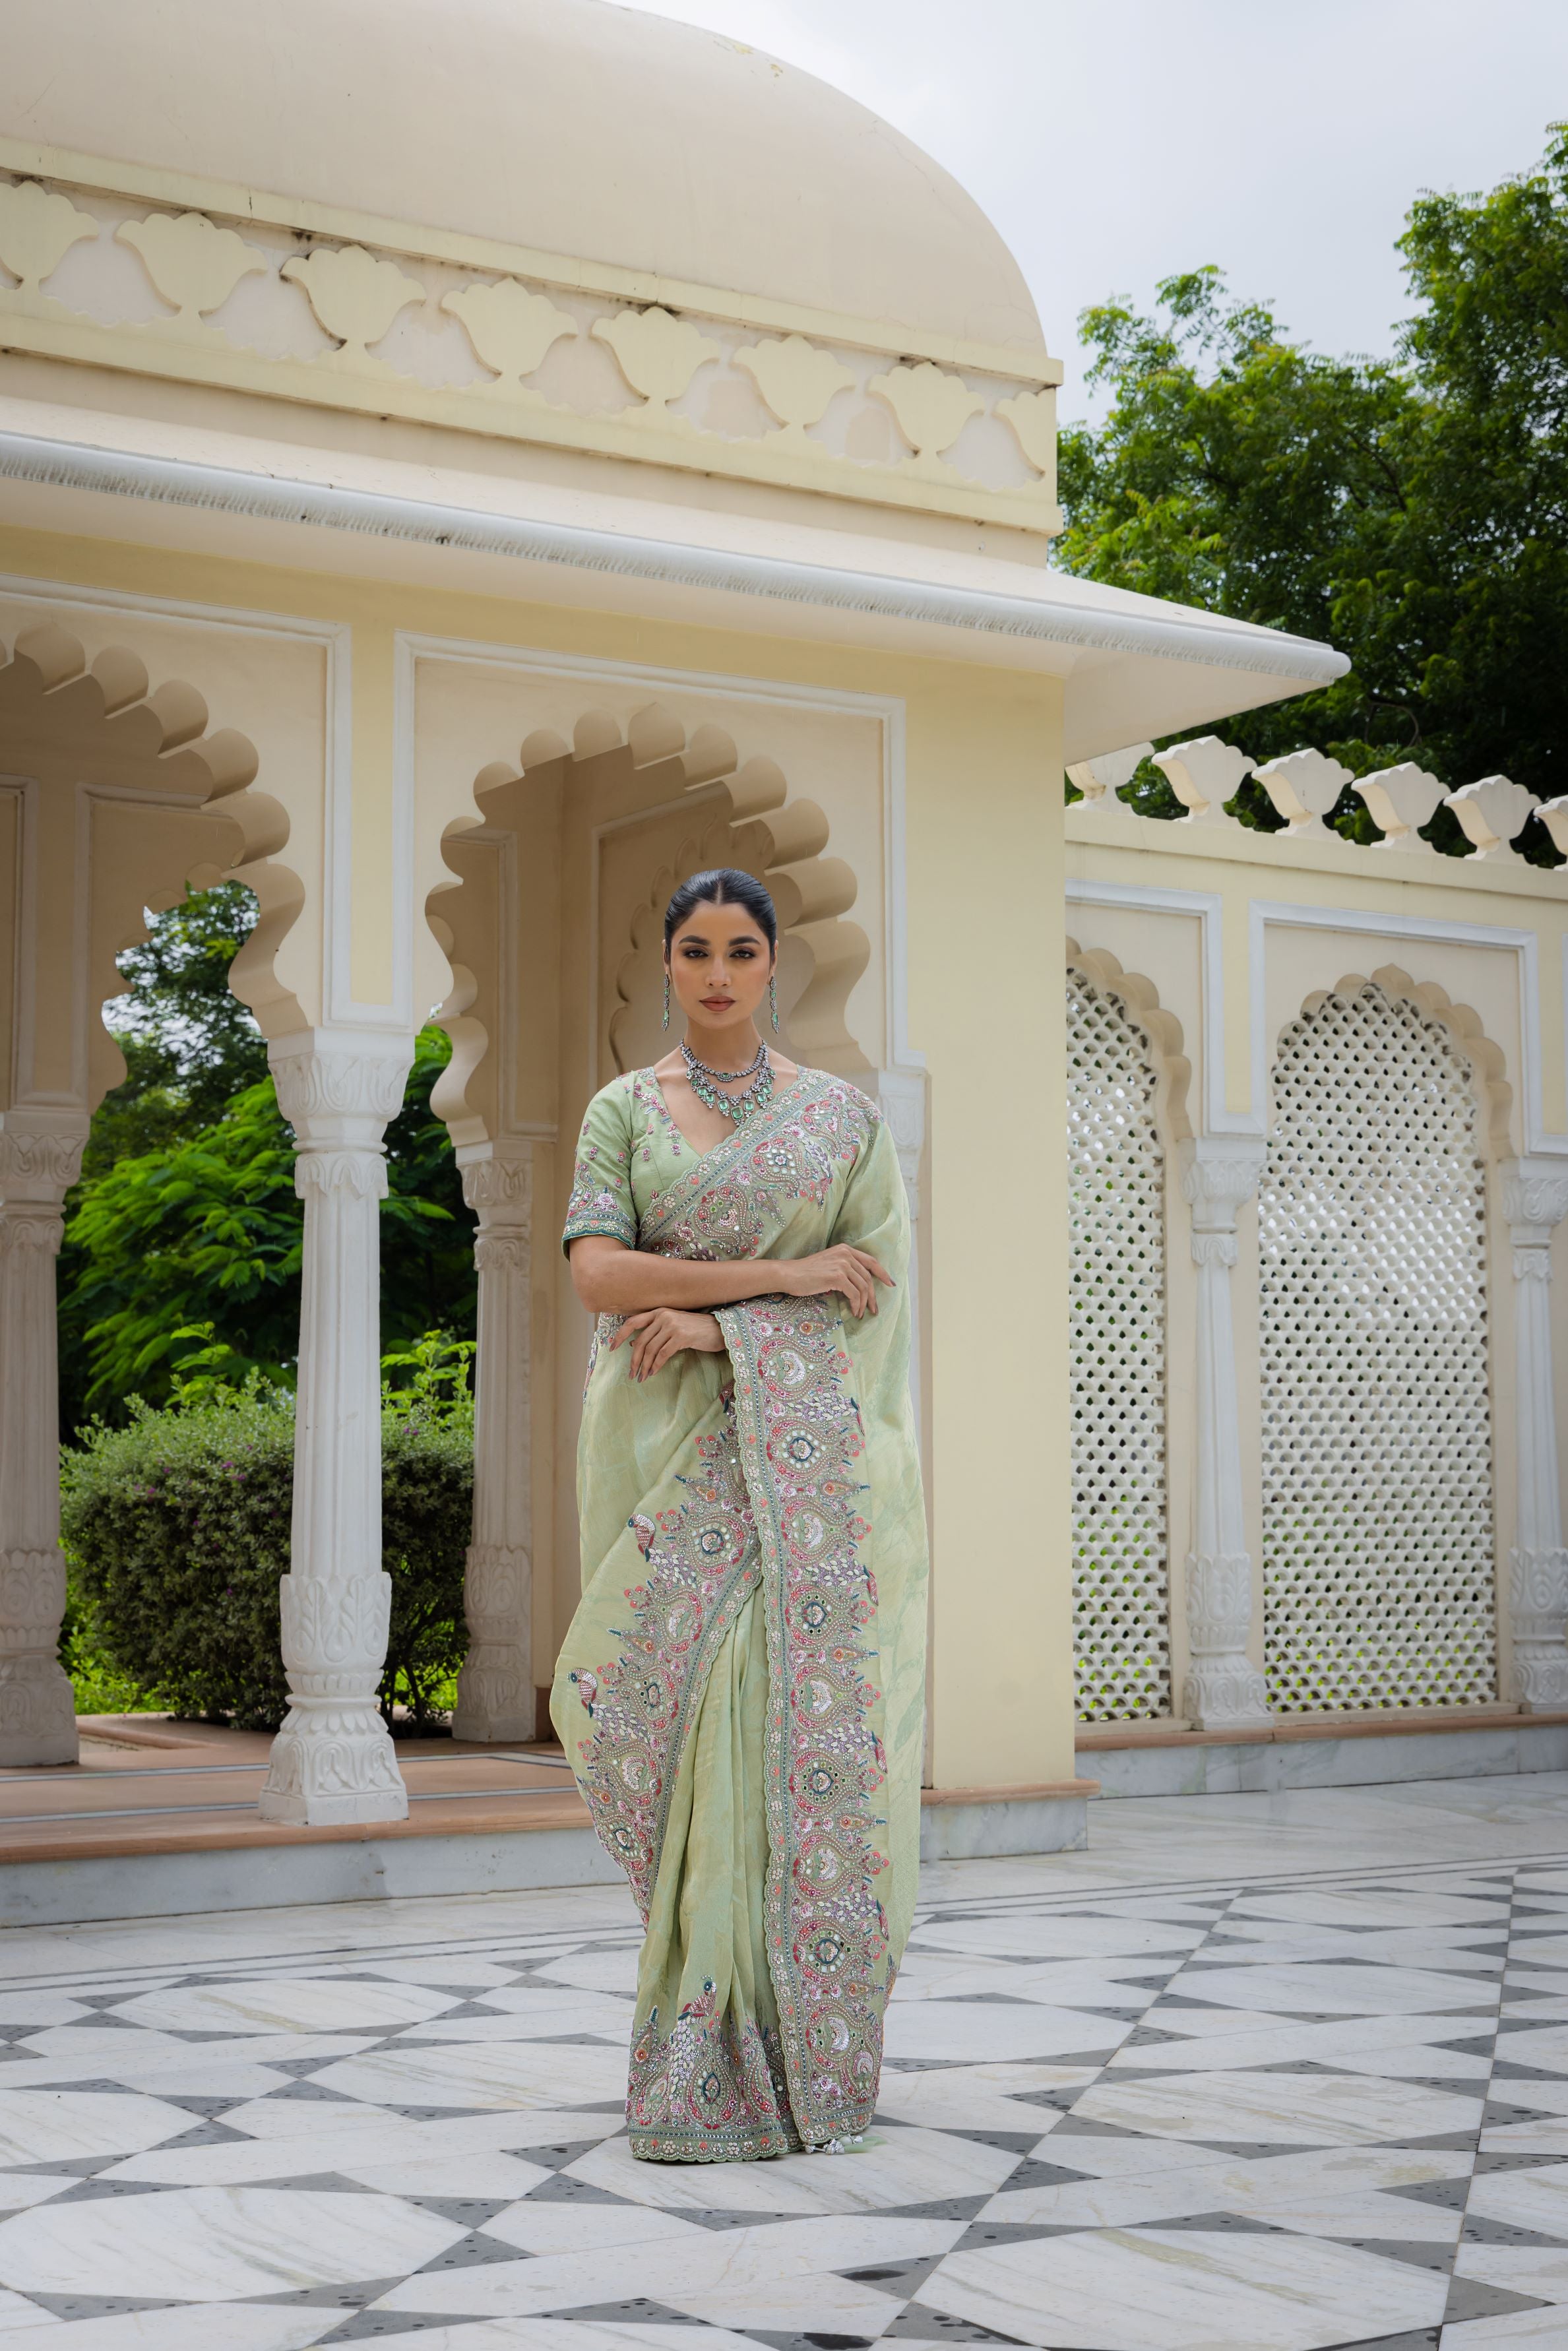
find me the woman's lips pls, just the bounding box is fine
[701,997,733,1010]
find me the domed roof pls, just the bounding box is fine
[4,0,1047,357]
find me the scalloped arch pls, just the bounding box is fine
[1065,935,1193,1143]
[0,618,303,1110]
[1297,965,1513,1155]
[427,699,873,1143]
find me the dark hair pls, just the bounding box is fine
[663,867,778,956]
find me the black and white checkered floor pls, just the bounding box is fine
[5,1772,1568,2350]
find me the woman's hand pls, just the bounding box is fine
[776,1245,895,1319]
[610,1307,728,1383]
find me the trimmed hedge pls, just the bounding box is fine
[61,1381,472,1731]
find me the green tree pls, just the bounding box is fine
[1055,128,1568,836]
[1395,133,1568,795]
[59,1028,474,1428]
[84,881,270,1179]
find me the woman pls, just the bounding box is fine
[552,867,927,2164]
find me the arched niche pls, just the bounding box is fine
[1260,967,1503,1715]
[1065,938,1193,1144]
[1291,963,1513,1159]
[1063,939,1183,1723]
[0,618,298,1130]
[425,697,873,1154]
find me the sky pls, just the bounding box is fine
[615,0,1567,420]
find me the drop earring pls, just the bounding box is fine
[662,969,670,1030]
[768,972,779,1032]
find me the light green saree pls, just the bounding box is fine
[551,1066,927,2163]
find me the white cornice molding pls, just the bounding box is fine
[0,134,1058,386]
[0,430,1346,687]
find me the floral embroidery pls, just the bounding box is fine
[641,1077,879,1261]
[627,1979,800,2162]
[562,1121,637,1251]
[716,1295,889,2149]
[569,1414,760,1915]
[629,1067,678,1163]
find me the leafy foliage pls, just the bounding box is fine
[60,1079,303,1425]
[85,882,270,1179]
[61,1345,475,1731]
[1055,130,1568,842]
[59,1028,474,1429]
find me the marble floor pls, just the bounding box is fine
[3,1772,1568,2350]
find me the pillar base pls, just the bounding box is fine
[0,1654,78,1767]
[453,1676,536,1746]
[453,1543,532,1743]
[258,1700,408,1826]
[1183,1548,1272,1730]
[1183,1662,1273,1733]
[1510,1547,1568,1711]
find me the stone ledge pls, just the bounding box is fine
[0,1789,593,1869]
[1077,1705,1568,1751]
[918,1780,1097,1863]
[922,1778,1101,1805]
[1081,1711,1568,1799]
[0,1820,622,1929]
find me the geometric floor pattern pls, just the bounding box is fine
[5,1779,1568,2348]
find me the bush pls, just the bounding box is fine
[61,1344,474,1732]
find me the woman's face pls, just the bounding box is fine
[666,900,774,1035]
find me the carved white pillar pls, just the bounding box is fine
[453,1146,534,1743]
[1178,1137,1272,1729]
[1501,1160,1568,1709]
[0,1119,88,1767]
[259,1033,414,1825]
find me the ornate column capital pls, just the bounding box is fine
[1178,1135,1267,1243]
[294,1151,389,1203]
[268,1027,414,1151]
[1501,1158,1568,1263]
[458,1143,534,1231]
[0,1113,90,1209]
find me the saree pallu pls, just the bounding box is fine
[551,1067,927,2162]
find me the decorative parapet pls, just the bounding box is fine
[1073,731,1563,876]
[1154,737,1256,826]
[0,144,1063,537]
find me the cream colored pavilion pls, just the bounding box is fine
[4,0,1478,1861]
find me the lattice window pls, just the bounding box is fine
[1068,970,1170,1720]
[1260,982,1496,1711]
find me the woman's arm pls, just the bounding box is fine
[569,1234,893,1318]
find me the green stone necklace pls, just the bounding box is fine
[680,1037,775,1125]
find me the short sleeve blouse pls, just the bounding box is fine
[561,1079,639,1253]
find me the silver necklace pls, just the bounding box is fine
[679,1037,775,1125]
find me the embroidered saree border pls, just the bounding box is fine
[567,1416,761,1919]
[718,1295,890,2149]
[627,1982,801,2164]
